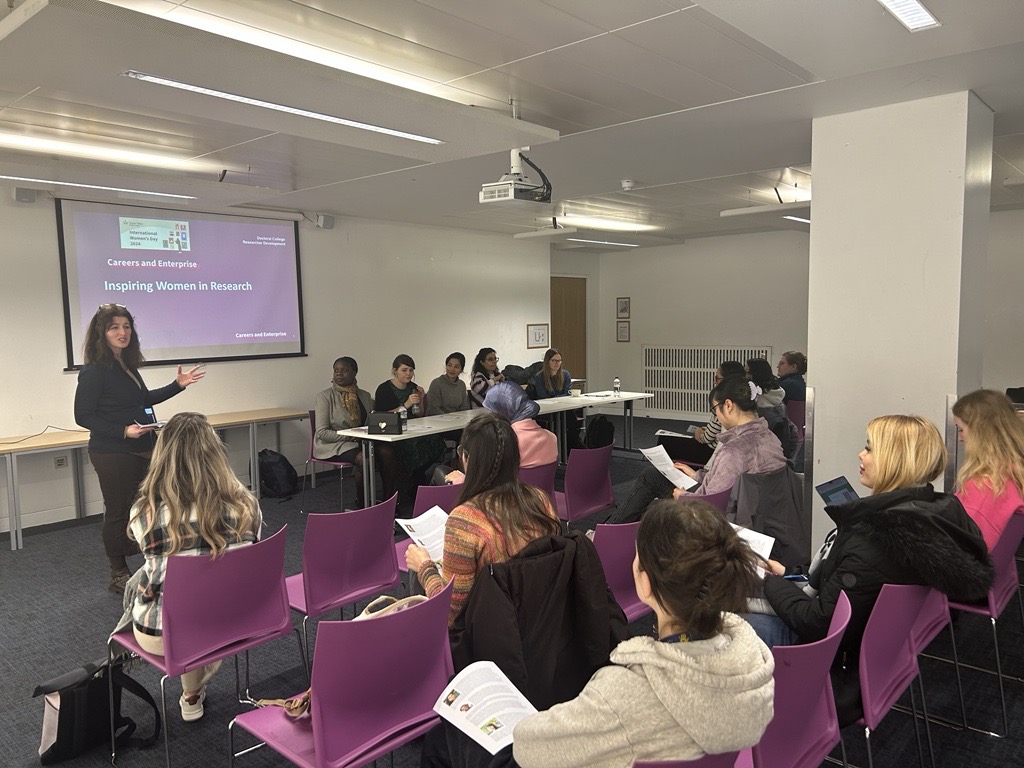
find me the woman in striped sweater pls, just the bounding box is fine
[405,411,561,625]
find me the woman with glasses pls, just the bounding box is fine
[532,348,572,398]
[608,375,786,524]
[469,347,504,408]
[405,411,561,625]
[74,304,204,594]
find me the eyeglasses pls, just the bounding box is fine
[710,401,722,414]
[485,356,499,363]
[98,302,126,311]
[551,358,562,364]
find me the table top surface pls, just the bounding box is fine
[0,407,309,456]
[337,391,652,442]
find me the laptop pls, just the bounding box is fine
[815,476,860,506]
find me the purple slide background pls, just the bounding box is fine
[71,209,301,354]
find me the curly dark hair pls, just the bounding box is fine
[83,304,144,369]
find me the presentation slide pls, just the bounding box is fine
[57,199,304,368]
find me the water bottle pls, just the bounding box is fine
[398,404,408,432]
[410,401,421,417]
[613,376,621,396]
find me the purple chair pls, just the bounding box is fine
[946,506,1024,737]
[744,592,852,768]
[906,588,966,730]
[591,522,651,622]
[692,484,734,515]
[287,494,400,663]
[229,580,455,768]
[554,444,615,522]
[633,754,739,767]
[301,409,354,512]
[396,483,463,577]
[108,526,304,768]
[520,460,557,503]
[855,583,933,768]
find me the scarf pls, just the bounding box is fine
[333,383,362,426]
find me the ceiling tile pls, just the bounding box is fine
[538,0,681,32]
[416,0,605,50]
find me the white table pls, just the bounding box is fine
[339,392,653,504]
[0,407,307,550]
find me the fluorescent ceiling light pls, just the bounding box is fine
[0,175,197,199]
[557,215,662,233]
[875,0,941,31]
[0,133,214,171]
[782,215,811,224]
[122,70,444,145]
[565,238,639,248]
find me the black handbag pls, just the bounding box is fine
[33,654,160,765]
[368,412,403,435]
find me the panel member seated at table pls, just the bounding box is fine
[426,352,471,415]
[439,383,558,485]
[531,348,572,398]
[776,351,807,403]
[405,411,561,625]
[607,376,786,524]
[313,356,388,508]
[469,347,504,408]
[374,354,445,505]
[74,303,205,594]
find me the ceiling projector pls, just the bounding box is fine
[479,148,551,206]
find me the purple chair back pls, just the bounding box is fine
[858,583,931,729]
[412,483,463,518]
[951,507,1024,616]
[557,444,614,522]
[909,588,949,653]
[633,753,739,767]
[311,580,455,767]
[751,592,851,768]
[519,460,557,502]
[592,522,651,622]
[162,525,290,676]
[693,484,734,515]
[785,401,806,440]
[299,494,399,617]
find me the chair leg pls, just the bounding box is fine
[228,719,236,768]
[908,676,925,768]
[990,617,1008,738]
[295,626,311,687]
[301,616,311,675]
[947,621,967,729]
[300,461,310,513]
[864,726,874,768]
[159,674,172,768]
[108,641,118,766]
[838,733,849,767]
[917,676,935,767]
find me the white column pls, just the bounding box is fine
[807,91,992,543]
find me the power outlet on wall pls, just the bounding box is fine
[53,456,68,469]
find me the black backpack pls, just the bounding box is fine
[258,448,298,498]
[584,415,615,449]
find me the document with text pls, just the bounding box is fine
[433,661,537,755]
[395,506,448,563]
[639,445,698,490]
[731,524,775,577]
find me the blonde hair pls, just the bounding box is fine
[952,389,1024,498]
[865,415,945,495]
[129,412,259,556]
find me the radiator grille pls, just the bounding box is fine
[643,345,772,415]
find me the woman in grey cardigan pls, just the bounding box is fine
[313,356,392,507]
[513,498,774,768]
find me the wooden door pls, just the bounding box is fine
[550,276,587,383]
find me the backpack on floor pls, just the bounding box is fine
[34,654,160,765]
[584,415,615,449]
[258,448,298,498]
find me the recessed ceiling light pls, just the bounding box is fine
[782,215,812,224]
[122,70,444,145]
[0,175,197,199]
[875,0,941,32]
[557,215,662,233]
[565,238,640,248]
[0,133,215,171]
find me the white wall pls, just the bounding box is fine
[0,193,550,533]
[983,209,1024,391]
[576,231,810,415]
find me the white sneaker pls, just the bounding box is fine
[180,688,206,722]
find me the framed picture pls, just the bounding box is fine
[527,323,549,349]
[616,297,631,319]
[616,321,630,343]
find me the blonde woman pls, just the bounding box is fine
[952,389,1024,549]
[126,412,261,722]
[755,415,991,726]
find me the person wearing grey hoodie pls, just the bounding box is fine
[747,357,799,460]
[513,499,774,768]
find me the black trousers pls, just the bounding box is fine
[90,451,150,560]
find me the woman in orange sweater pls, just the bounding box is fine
[405,411,561,625]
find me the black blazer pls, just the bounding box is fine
[74,363,183,453]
